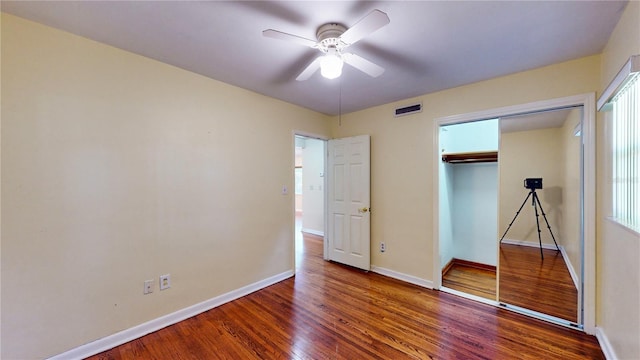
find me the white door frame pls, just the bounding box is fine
[431,93,596,334]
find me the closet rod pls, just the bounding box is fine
[441,151,498,164]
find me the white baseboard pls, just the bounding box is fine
[370,266,433,289]
[301,228,324,237]
[502,238,579,290]
[596,327,618,360]
[48,270,294,360]
[501,238,559,250]
[558,246,580,290]
[440,286,498,307]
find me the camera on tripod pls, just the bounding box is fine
[501,177,559,259]
[524,178,543,190]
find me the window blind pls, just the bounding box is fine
[611,73,640,232]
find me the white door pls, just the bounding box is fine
[327,135,371,270]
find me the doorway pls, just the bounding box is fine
[438,119,499,302]
[433,93,596,334]
[294,135,326,269]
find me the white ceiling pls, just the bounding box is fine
[1,1,627,115]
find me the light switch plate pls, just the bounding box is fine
[159,274,171,290]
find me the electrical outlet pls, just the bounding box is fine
[380,242,386,252]
[144,280,154,294]
[159,274,171,290]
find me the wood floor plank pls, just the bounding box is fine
[499,243,578,322]
[87,234,601,359]
[442,243,578,323]
[442,263,496,300]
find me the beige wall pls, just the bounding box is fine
[1,14,330,359]
[499,127,563,246]
[330,55,601,280]
[597,1,640,359]
[3,1,639,358]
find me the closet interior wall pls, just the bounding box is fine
[439,120,499,270]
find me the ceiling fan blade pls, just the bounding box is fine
[340,9,390,46]
[342,53,385,78]
[262,29,318,48]
[296,57,322,81]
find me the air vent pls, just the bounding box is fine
[394,103,422,117]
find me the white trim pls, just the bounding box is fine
[432,112,442,289]
[301,228,324,237]
[606,216,640,237]
[558,246,580,291]
[597,55,640,110]
[432,93,596,334]
[292,130,330,142]
[440,286,498,306]
[582,92,596,334]
[47,270,294,360]
[499,302,581,330]
[436,94,592,126]
[371,266,433,289]
[501,238,561,250]
[324,141,329,261]
[596,327,618,360]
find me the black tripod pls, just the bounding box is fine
[499,187,559,259]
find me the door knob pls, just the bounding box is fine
[359,207,370,213]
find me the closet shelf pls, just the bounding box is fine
[441,151,498,163]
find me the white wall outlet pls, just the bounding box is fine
[144,280,154,294]
[159,274,171,290]
[380,242,386,252]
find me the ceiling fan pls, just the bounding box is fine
[263,9,390,81]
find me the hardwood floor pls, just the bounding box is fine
[88,234,601,359]
[442,262,496,300]
[441,244,578,323]
[499,243,578,323]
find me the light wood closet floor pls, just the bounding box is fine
[500,243,578,322]
[442,263,496,300]
[442,243,578,323]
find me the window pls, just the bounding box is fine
[611,72,639,232]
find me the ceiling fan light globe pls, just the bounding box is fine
[320,54,343,79]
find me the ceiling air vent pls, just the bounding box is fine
[394,103,422,117]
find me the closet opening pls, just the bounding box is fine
[432,93,596,334]
[438,119,499,302]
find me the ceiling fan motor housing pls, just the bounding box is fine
[262,9,389,80]
[316,23,347,52]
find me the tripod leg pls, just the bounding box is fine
[533,192,560,251]
[500,191,533,243]
[533,197,544,260]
